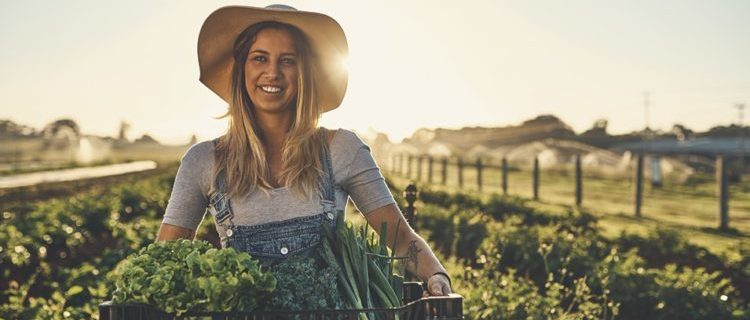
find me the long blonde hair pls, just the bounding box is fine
[213,21,325,200]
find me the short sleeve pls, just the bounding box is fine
[162,141,212,230]
[338,135,396,215]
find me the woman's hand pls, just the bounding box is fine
[363,204,453,296]
[426,273,452,296]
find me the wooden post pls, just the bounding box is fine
[717,156,729,230]
[458,157,464,189]
[428,156,434,183]
[533,157,539,200]
[407,155,413,179]
[634,154,644,217]
[416,155,423,181]
[441,157,448,185]
[501,157,508,195]
[575,154,582,207]
[476,157,483,192]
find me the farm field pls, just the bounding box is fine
[0,163,748,319]
[383,159,750,259]
[0,137,189,175]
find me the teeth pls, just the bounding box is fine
[261,86,282,93]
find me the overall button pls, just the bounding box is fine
[226,229,234,237]
[326,212,334,220]
[280,247,289,255]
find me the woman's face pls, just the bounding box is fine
[244,28,299,116]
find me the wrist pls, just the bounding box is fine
[430,271,451,287]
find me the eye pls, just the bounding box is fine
[281,57,296,65]
[251,55,267,63]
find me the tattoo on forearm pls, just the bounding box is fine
[406,240,422,270]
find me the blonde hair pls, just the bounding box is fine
[213,21,326,200]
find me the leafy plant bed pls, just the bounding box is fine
[99,282,463,320]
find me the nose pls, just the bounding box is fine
[264,61,280,80]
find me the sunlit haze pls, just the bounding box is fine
[1,0,748,145]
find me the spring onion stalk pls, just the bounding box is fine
[322,240,361,309]
[321,211,405,317]
[368,257,399,306]
[370,282,393,309]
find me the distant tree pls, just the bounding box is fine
[701,124,750,138]
[134,134,160,145]
[0,119,37,138]
[41,119,80,150]
[189,134,198,145]
[671,124,694,141]
[581,119,609,137]
[522,114,563,126]
[42,119,80,139]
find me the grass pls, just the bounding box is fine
[383,159,750,258]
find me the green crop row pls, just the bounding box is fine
[0,168,176,319]
[2,168,749,319]
[386,179,750,319]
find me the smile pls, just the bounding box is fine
[259,85,283,94]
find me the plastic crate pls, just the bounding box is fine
[99,282,462,320]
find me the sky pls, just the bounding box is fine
[1,0,749,145]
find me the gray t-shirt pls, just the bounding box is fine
[162,128,395,241]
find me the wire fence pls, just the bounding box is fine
[383,153,750,233]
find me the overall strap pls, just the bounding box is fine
[210,138,236,228]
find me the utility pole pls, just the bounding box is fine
[644,92,651,132]
[737,103,746,179]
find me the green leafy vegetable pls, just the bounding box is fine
[268,249,343,311]
[109,239,276,315]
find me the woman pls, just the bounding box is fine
[155,4,452,298]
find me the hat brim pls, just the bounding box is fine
[197,5,348,113]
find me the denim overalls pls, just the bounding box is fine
[208,139,340,267]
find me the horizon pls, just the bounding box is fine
[2,112,744,146]
[1,0,748,144]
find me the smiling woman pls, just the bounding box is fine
[155,5,452,307]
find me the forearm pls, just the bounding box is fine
[364,204,448,283]
[392,227,447,283]
[156,223,196,242]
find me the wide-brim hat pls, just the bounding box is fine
[197,5,348,113]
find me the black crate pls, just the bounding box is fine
[99,282,462,320]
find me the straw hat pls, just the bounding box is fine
[197,5,349,112]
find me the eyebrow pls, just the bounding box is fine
[249,49,297,56]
